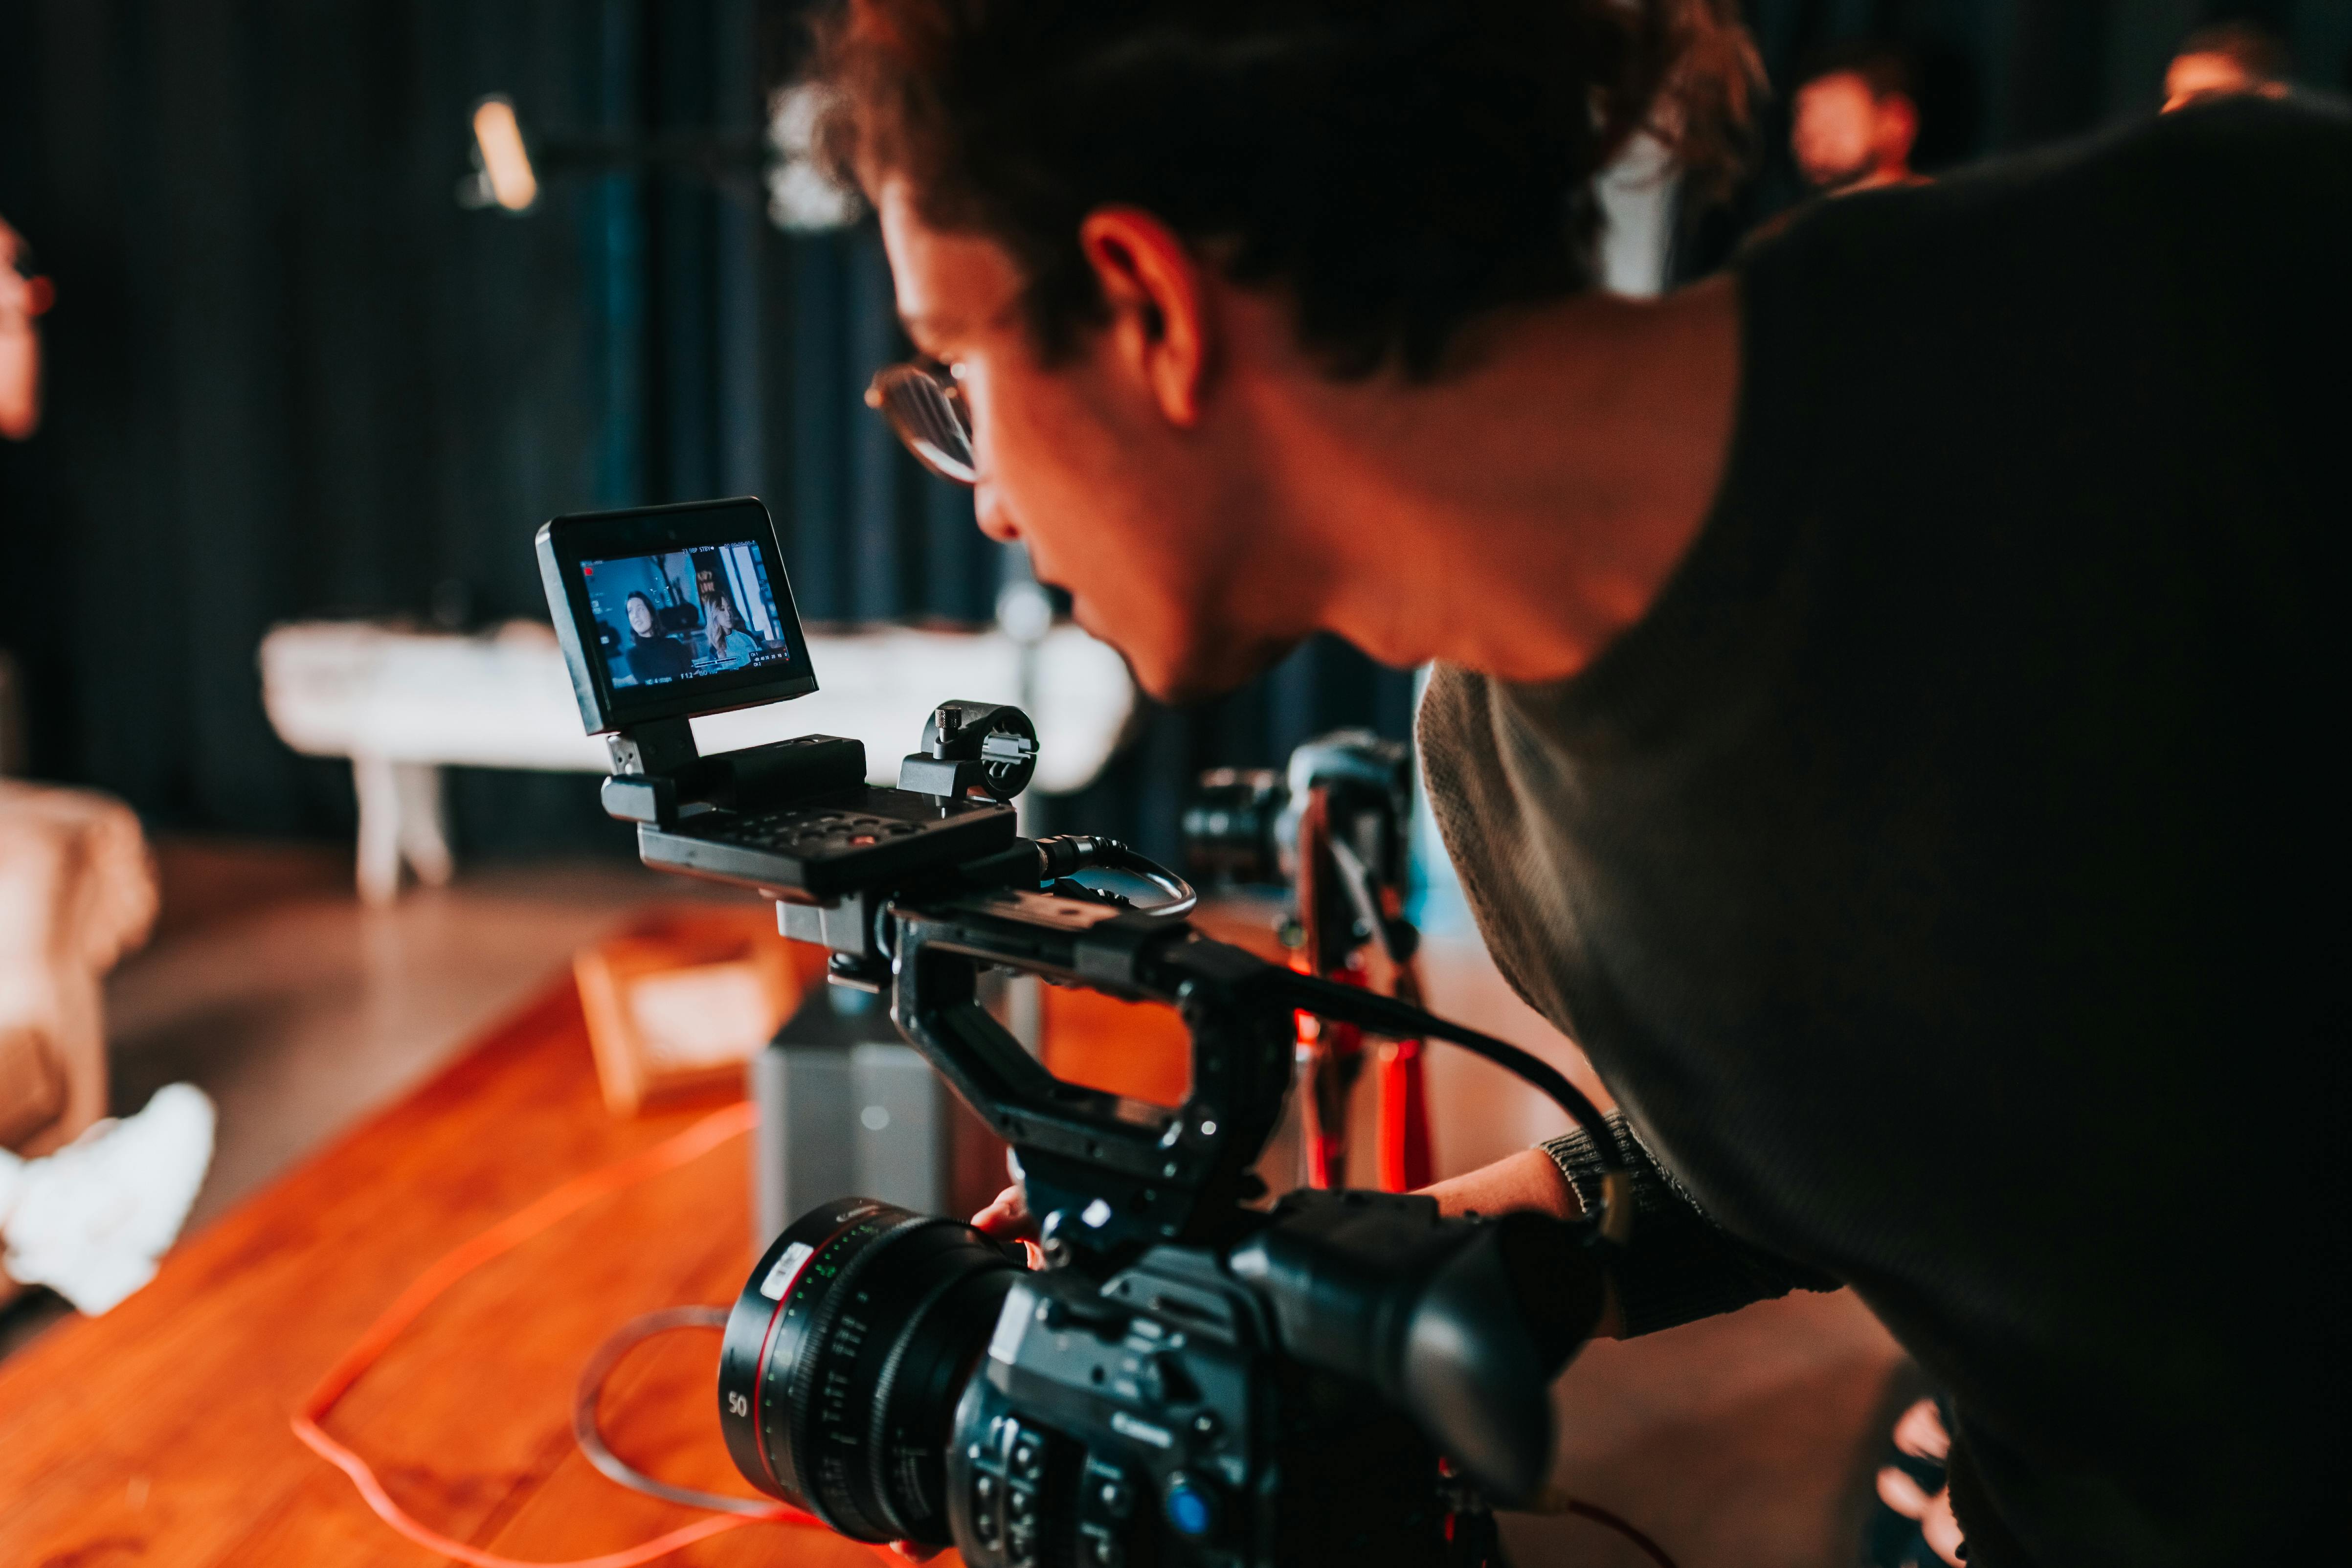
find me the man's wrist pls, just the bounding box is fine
[1417,1146,1583,1221]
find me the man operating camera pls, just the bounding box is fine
[804,3,2344,1563]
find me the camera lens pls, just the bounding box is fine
[719,1197,1021,1545]
[1181,769,1285,885]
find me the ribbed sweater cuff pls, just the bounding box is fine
[1541,1112,1836,1335]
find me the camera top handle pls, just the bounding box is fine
[885,885,1298,1267]
[852,867,1631,1272]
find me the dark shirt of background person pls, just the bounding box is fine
[2163,19,2292,113]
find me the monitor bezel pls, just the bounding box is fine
[538,496,818,734]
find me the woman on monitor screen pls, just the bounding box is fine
[622,590,690,683]
[701,596,761,670]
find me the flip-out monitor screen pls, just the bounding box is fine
[582,542,797,691]
[538,497,816,732]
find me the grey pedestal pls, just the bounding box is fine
[749,984,1005,1249]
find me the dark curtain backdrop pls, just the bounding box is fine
[2,0,2346,866]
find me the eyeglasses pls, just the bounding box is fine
[866,362,978,486]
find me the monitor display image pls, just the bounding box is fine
[579,540,801,694]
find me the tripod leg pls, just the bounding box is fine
[1299,1019,1363,1189]
[1376,1035,1432,1191]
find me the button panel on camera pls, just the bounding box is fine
[968,1414,1056,1568]
[731,807,925,856]
[1077,1454,1137,1568]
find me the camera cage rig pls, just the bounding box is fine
[537,497,1632,1508]
[612,713,1636,1508]
[585,700,1631,1272]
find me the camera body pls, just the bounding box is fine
[953,1229,1449,1568]
[721,1183,1600,1568]
[537,500,1613,1568]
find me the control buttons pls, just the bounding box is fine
[969,1470,1001,1547]
[1163,1474,1220,1539]
[1077,1457,1134,1568]
[740,810,923,851]
[998,1421,1047,1568]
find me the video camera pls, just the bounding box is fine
[537,497,1629,1568]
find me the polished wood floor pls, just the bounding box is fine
[0,844,1903,1567]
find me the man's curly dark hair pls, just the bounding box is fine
[806,0,1759,380]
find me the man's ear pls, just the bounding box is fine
[1077,207,1210,429]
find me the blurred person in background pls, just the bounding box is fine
[0,216,48,441]
[2164,20,2291,113]
[1738,40,1927,253]
[1791,41,1926,195]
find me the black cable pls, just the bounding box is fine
[1270,969,1632,1243]
[1030,834,1199,916]
[573,1305,774,1515]
[1272,970,1612,1153]
[1093,839,1197,916]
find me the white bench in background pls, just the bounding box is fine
[260,620,1137,904]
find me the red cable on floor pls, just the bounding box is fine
[289,1099,887,1568]
[291,1098,1680,1568]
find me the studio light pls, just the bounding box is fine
[452,89,858,233]
[467,96,539,213]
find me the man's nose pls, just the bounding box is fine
[974,484,1022,545]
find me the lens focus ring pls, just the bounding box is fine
[720,1198,1020,1545]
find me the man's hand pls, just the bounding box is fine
[973,1181,1034,1239]
[1417,1147,1583,1223]
[1876,1399,1967,1566]
[972,1182,1046,1269]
